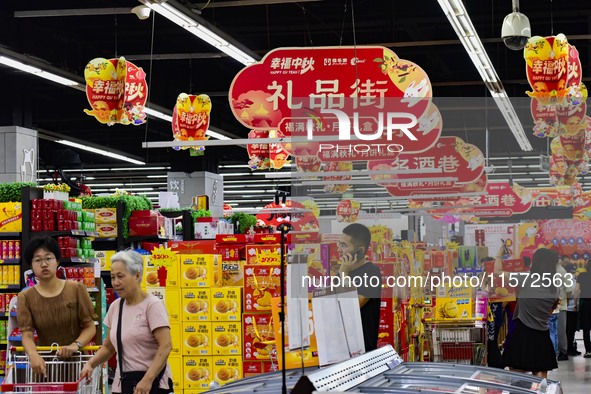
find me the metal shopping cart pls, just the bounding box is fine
[1,345,101,394]
[424,319,487,366]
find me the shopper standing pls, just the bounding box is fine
[556,259,569,360]
[17,237,97,377]
[497,247,559,379]
[338,223,382,352]
[564,263,580,356]
[574,259,591,358]
[81,250,173,393]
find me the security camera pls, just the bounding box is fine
[501,0,531,51]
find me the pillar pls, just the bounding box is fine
[167,171,224,217]
[0,126,38,183]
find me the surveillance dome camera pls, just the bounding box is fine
[502,11,531,50]
[131,5,151,21]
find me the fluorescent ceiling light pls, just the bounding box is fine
[0,56,79,86]
[55,140,145,165]
[142,1,257,65]
[437,0,533,151]
[144,107,173,122]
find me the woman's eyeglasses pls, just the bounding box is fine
[32,256,57,265]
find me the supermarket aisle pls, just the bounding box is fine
[548,354,591,393]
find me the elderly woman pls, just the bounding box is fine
[81,250,172,394]
[17,237,97,377]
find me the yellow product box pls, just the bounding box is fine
[220,260,244,287]
[94,208,117,224]
[435,284,473,321]
[168,356,183,392]
[212,356,243,386]
[212,322,241,356]
[180,254,222,288]
[7,265,14,285]
[96,223,117,238]
[145,248,180,288]
[183,356,212,390]
[94,250,115,271]
[1,266,8,285]
[181,289,211,321]
[182,322,212,356]
[169,322,181,356]
[146,287,181,322]
[0,203,22,232]
[211,287,241,321]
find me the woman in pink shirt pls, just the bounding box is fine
[81,250,172,394]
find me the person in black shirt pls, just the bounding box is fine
[337,223,382,352]
[574,259,591,358]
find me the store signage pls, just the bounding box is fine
[83,57,147,125]
[537,219,591,259]
[524,34,569,101]
[365,137,485,196]
[229,46,441,157]
[171,93,211,150]
[256,200,320,232]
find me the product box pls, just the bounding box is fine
[94,208,117,224]
[212,322,242,355]
[183,356,212,390]
[262,361,278,373]
[435,284,473,321]
[145,252,180,288]
[96,223,118,238]
[168,356,183,392]
[246,245,281,265]
[169,240,217,255]
[242,361,262,377]
[242,313,274,361]
[169,322,181,355]
[211,287,241,321]
[216,234,247,244]
[181,289,211,321]
[194,222,219,240]
[217,245,245,261]
[180,254,222,288]
[320,243,340,276]
[220,260,244,287]
[253,234,282,244]
[147,287,181,322]
[378,298,394,349]
[129,210,166,237]
[243,265,282,312]
[287,232,320,244]
[182,322,212,355]
[212,356,243,386]
[0,203,22,232]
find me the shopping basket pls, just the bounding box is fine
[2,345,101,394]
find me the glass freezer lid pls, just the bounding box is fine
[387,362,559,389]
[354,374,538,393]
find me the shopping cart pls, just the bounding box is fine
[2,345,101,394]
[424,320,487,365]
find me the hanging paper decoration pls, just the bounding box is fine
[524,34,569,102]
[171,93,211,152]
[247,130,291,170]
[256,200,319,232]
[336,199,361,223]
[323,161,352,194]
[83,57,147,126]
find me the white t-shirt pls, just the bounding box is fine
[105,296,172,392]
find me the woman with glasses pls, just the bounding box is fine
[17,237,97,377]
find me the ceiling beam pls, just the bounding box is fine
[194,0,323,8]
[14,8,134,18]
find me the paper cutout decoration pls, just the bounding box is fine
[84,57,147,125]
[171,93,211,151]
[336,199,361,223]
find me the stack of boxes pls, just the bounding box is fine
[241,234,282,376]
[92,208,117,238]
[148,250,245,393]
[0,240,20,260]
[56,236,95,260]
[30,199,94,233]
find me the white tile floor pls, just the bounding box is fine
[547,335,591,393]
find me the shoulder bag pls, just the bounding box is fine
[116,299,167,394]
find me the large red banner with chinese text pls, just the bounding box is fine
[229,46,440,156]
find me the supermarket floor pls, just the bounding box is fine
[548,334,591,393]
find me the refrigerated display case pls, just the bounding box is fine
[203,345,562,394]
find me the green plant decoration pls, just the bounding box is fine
[229,212,257,234]
[0,182,37,202]
[81,194,152,239]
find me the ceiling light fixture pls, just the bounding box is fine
[54,140,145,165]
[437,0,533,151]
[141,0,258,65]
[0,56,79,86]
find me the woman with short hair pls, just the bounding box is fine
[81,250,172,394]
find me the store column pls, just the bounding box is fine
[167,171,224,216]
[0,126,37,183]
